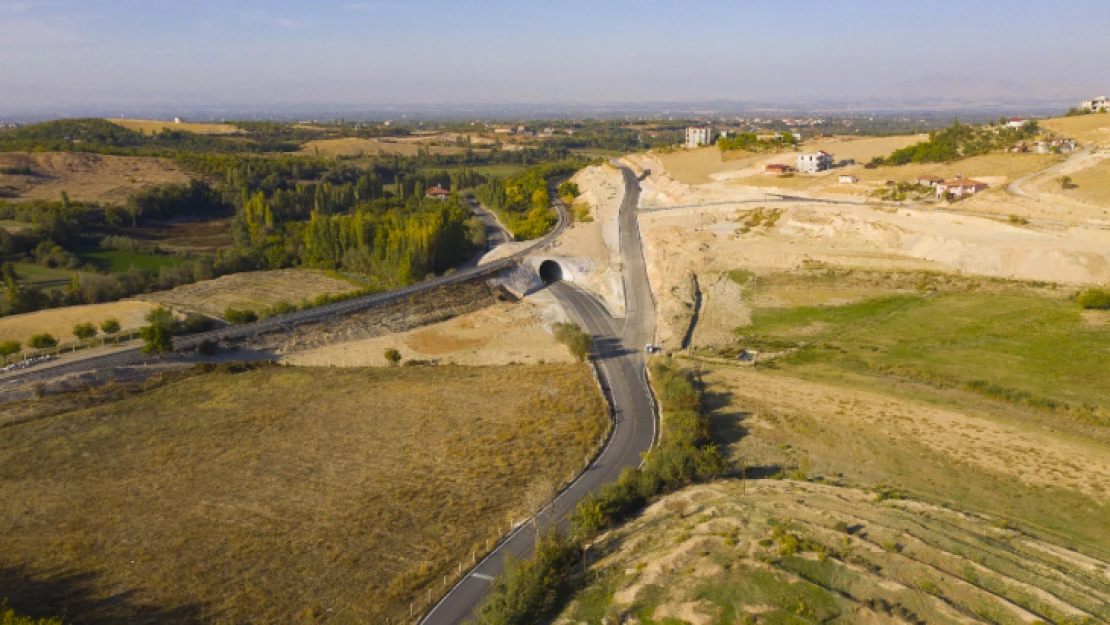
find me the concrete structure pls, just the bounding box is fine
[839,174,858,184]
[936,178,988,199]
[796,151,833,174]
[1005,117,1027,129]
[765,163,794,175]
[1081,96,1110,113]
[685,127,715,148]
[917,175,944,187]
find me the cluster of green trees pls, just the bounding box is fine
[717,131,798,152]
[883,118,1040,165]
[0,317,124,361]
[475,360,728,624]
[475,161,583,239]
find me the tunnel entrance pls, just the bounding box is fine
[539,260,565,284]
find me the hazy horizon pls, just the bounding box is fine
[2,0,1108,115]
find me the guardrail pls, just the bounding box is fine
[1,184,570,389]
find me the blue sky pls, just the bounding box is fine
[1,0,1108,110]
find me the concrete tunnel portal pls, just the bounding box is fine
[539,260,565,284]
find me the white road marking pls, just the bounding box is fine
[470,573,494,581]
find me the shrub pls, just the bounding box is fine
[0,340,21,358]
[383,348,401,366]
[140,306,175,354]
[1076,288,1110,310]
[72,322,97,341]
[0,601,63,625]
[99,318,121,334]
[223,307,258,325]
[196,339,218,356]
[28,333,57,349]
[552,322,592,361]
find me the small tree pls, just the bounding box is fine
[0,340,20,360]
[100,318,121,335]
[73,322,97,342]
[1059,175,1074,190]
[140,306,175,354]
[383,348,401,366]
[28,333,57,350]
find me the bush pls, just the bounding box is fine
[28,333,57,349]
[383,348,401,366]
[552,322,592,361]
[223,307,258,325]
[99,318,121,334]
[140,306,175,354]
[183,312,216,334]
[1076,288,1110,310]
[0,340,21,358]
[473,531,578,625]
[196,339,218,356]
[72,322,97,341]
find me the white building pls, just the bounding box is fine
[839,174,858,184]
[685,127,715,148]
[796,151,833,173]
[1005,117,1027,129]
[1081,96,1110,112]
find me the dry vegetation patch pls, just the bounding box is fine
[0,363,608,623]
[0,152,190,204]
[300,137,475,158]
[108,119,242,135]
[138,269,360,316]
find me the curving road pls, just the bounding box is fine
[421,165,657,624]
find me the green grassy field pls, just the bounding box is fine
[729,292,1110,416]
[78,247,182,272]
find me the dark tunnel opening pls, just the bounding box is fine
[539,260,564,284]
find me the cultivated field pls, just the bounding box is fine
[0,299,156,347]
[0,151,190,204]
[301,137,475,157]
[109,119,242,135]
[138,269,361,317]
[559,480,1109,624]
[1041,114,1110,145]
[0,363,608,623]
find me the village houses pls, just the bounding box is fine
[936,178,988,200]
[796,151,833,174]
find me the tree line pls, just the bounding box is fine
[882,118,1040,165]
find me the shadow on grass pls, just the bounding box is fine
[0,563,205,625]
[702,389,784,480]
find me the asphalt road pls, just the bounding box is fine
[421,165,657,624]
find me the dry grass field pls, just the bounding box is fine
[108,119,242,135]
[1041,114,1110,145]
[655,135,926,186]
[559,480,1109,624]
[1059,156,1110,206]
[0,152,190,204]
[0,299,156,347]
[138,269,360,317]
[0,363,608,624]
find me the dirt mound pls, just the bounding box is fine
[558,480,1109,624]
